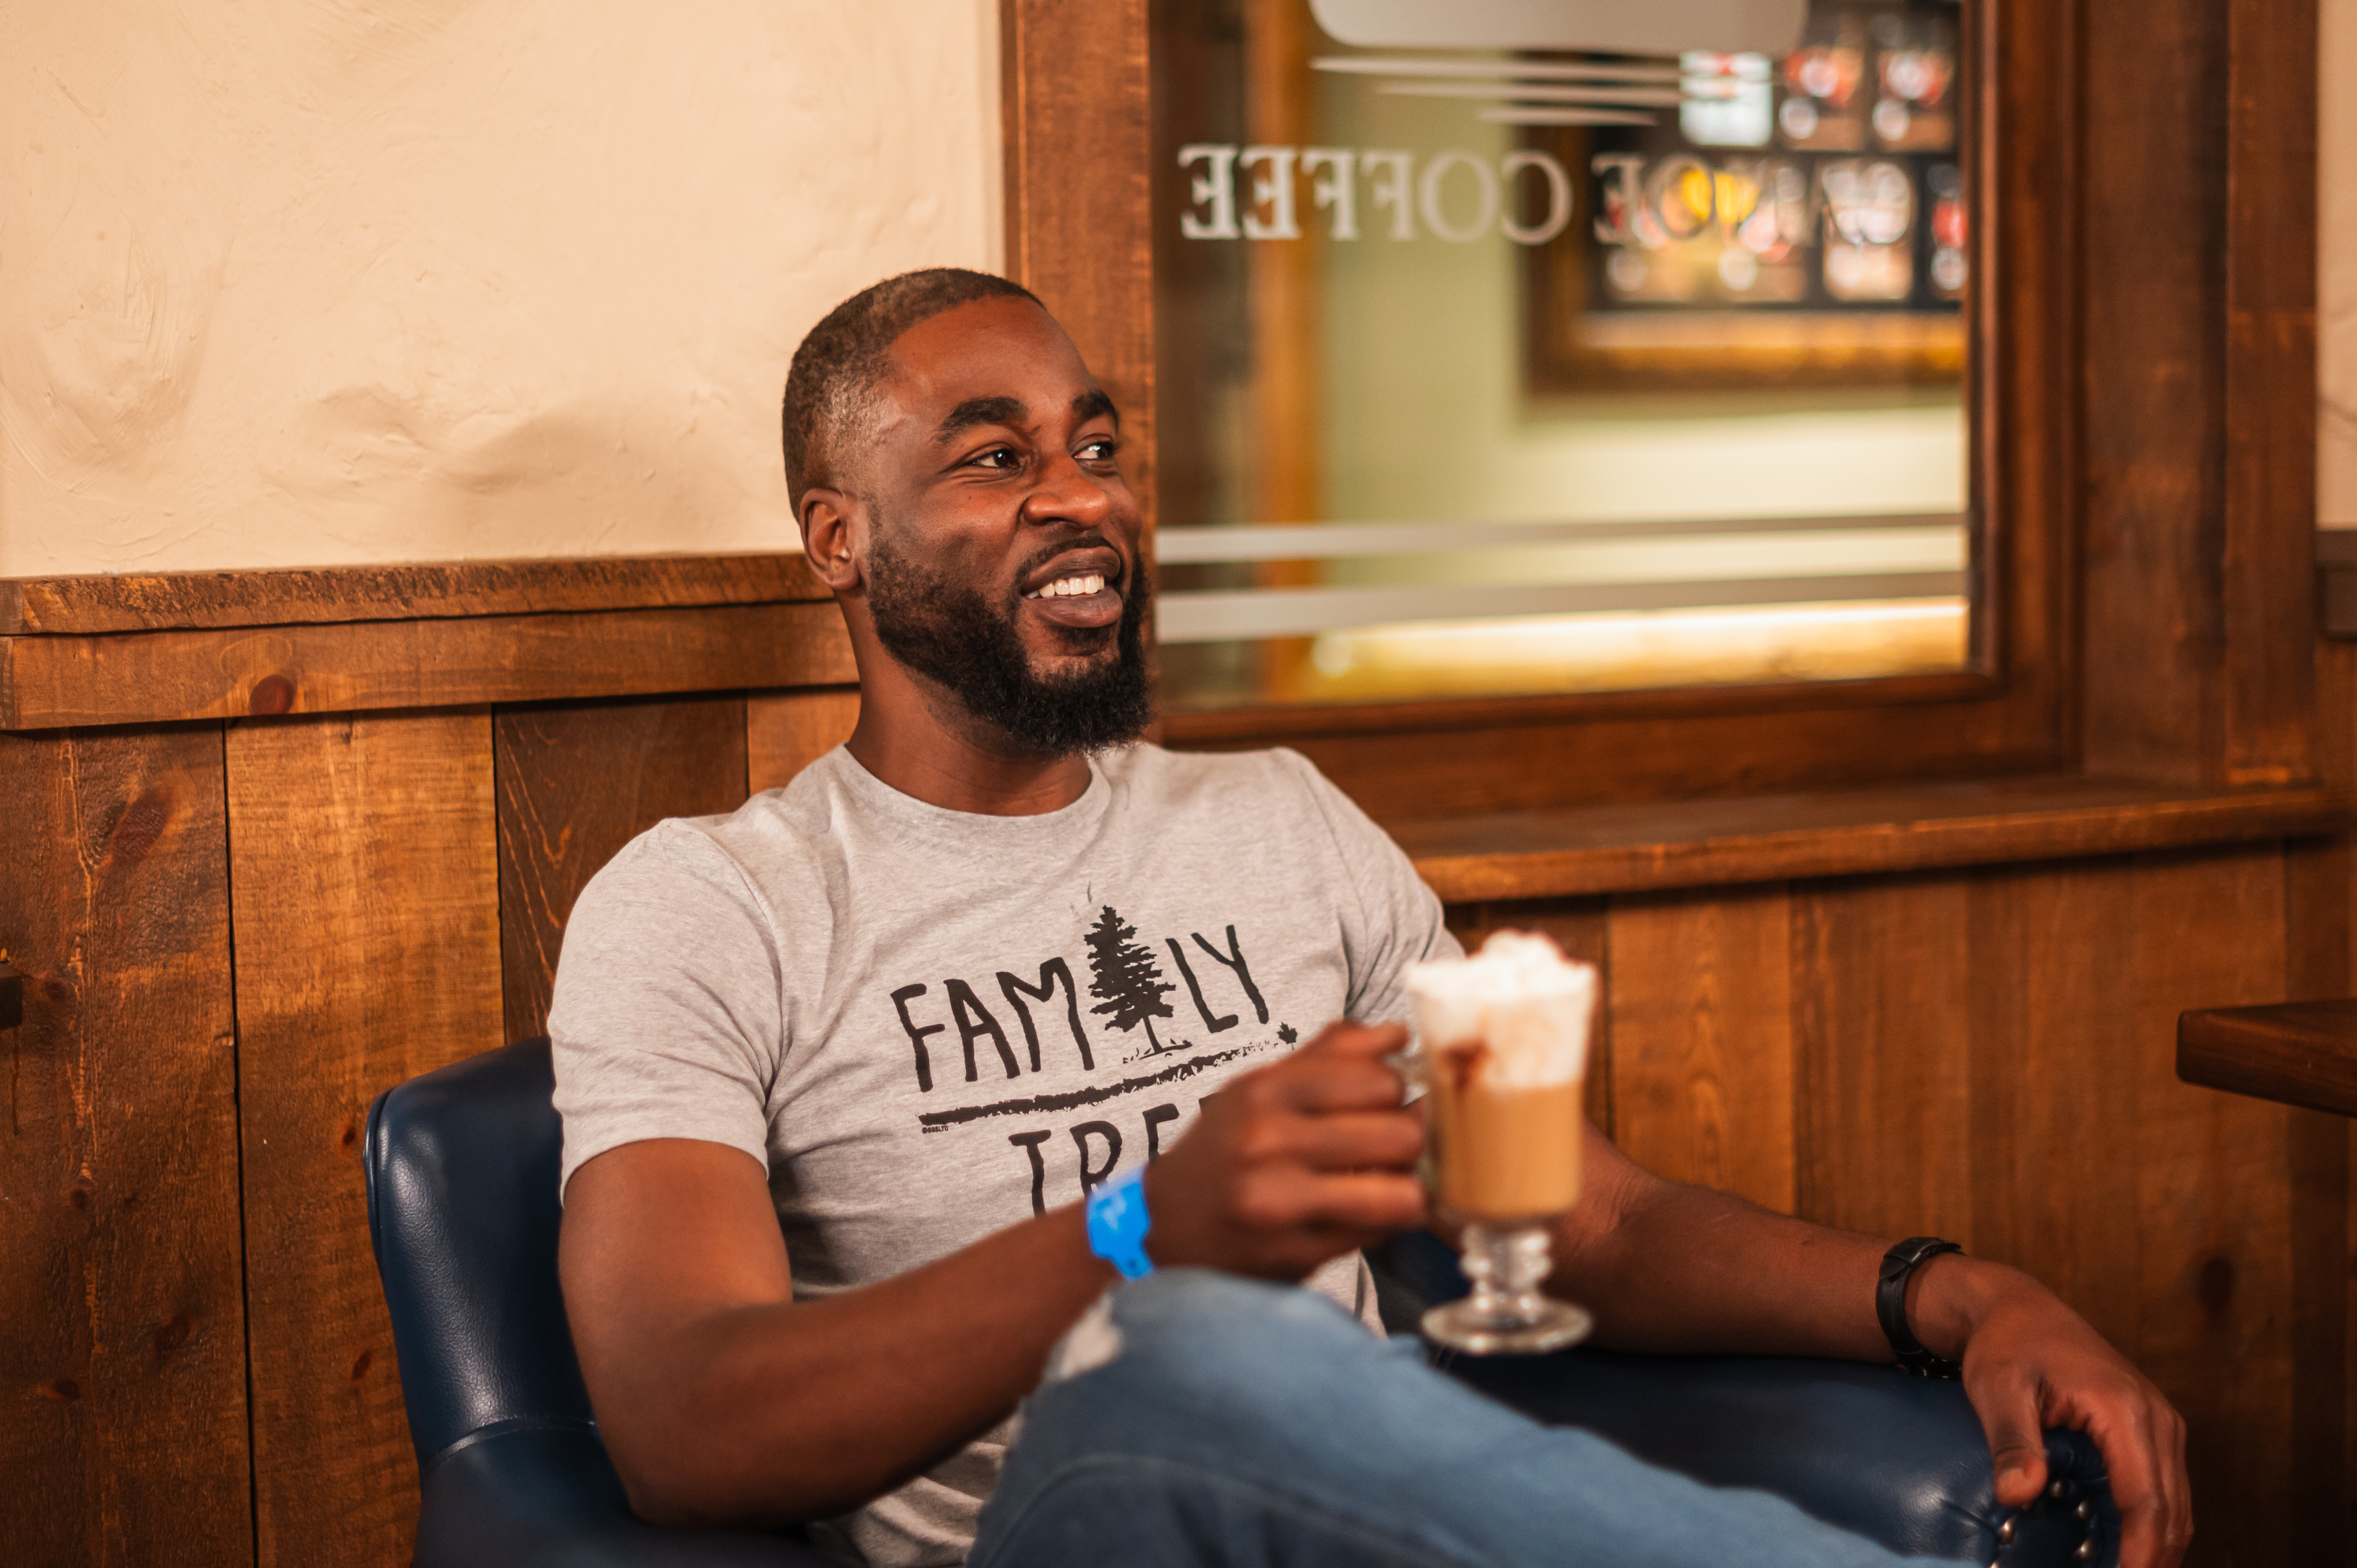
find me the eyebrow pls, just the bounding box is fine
[931,396,1027,444]
[1073,388,1120,426]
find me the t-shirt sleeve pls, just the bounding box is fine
[1275,749,1463,1028]
[546,821,785,1199]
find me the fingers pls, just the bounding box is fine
[1970,1370,2050,1509]
[2100,1396,2192,1568]
[1239,1109,1423,1171]
[1296,1018,1409,1060]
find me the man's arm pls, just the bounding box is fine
[1557,1127,2192,1568]
[558,1020,1424,1526]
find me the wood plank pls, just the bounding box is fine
[2125,849,2302,1565]
[745,687,862,795]
[0,552,828,635]
[2077,0,2227,784]
[1392,775,2348,903]
[1443,901,1613,1137]
[2178,1000,2357,1117]
[2221,0,2319,786]
[0,725,251,1568]
[1001,0,1156,533]
[1789,871,1976,1244]
[1604,885,1795,1213]
[2,601,854,730]
[497,697,751,1042]
[229,711,504,1568]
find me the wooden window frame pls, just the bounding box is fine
[999,0,2318,823]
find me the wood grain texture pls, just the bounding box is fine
[1790,871,1976,1243]
[2,601,854,730]
[0,552,828,635]
[1394,775,2348,903]
[1604,886,1795,1213]
[2178,999,2357,1117]
[229,711,504,1568]
[1444,900,1613,1136]
[745,687,862,795]
[497,697,751,1042]
[2077,0,2226,783]
[0,725,251,1568]
[1002,0,1156,534]
[2221,0,2319,786]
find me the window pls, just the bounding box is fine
[1150,0,1977,719]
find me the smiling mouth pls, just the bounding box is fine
[1024,572,1110,600]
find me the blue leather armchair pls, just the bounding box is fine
[367,1041,2116,1566]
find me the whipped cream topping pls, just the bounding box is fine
[1405,930,1597,1088]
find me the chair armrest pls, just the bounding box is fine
[416,1421,837,1568]
[1370,1232,2117,1568]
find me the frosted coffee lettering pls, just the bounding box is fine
[1177,144,1570,246]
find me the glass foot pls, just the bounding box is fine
[1421,1295,1593,1356]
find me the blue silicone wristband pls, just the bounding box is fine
[1086,1167,1154,1279]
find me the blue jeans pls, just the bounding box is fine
[970,1269,1947,1568]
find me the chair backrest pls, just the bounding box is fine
[366,1037,596,1467]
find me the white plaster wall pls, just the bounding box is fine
[2323,0,2357,524]
[0,1,1002,576]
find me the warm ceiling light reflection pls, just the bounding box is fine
[1298,598,1967,700]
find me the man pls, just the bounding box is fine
[550,269,2190,1567]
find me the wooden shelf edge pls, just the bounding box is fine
[0,601,857,730]
[0,551,830,636]
[2177,1001,2357,1118]
[1403,779,2353,902]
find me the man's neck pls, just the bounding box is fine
[844,676,1095,817]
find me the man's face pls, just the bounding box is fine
[852,295,1151,754]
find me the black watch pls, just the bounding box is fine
[1877,1236,1966,1379]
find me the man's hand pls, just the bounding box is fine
[1917,1258,2192,1568]
[1144,1018,1426,1279]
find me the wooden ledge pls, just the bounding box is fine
[1397,775,2352,902]
[0,552,828,635]
[2178,1001,2357,1118]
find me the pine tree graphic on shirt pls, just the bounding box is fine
[1083,904,1177,1052]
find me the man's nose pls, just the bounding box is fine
[1020,449,1118,529]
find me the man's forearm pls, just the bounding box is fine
[563,1147,1116,1528]
[1553,1168,1891,1358]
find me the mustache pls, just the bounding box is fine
[1009,533,1138,595]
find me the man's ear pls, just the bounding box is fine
[798,489,863,594]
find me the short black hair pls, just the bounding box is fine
[781,268,1044,509]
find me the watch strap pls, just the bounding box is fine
[1086,1168,1154,1280]
[1877,1236,1965,1378]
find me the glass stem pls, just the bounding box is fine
[1461,1222,1554,1325]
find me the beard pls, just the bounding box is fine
[865,527,1155,758]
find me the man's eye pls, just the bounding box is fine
[971,447,1019,470]
[1078,439,1120,462]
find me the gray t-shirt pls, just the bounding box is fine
[548,742,1456,1565]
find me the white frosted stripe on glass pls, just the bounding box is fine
[1154,513,1965,562]
[1375,81,1685,106]
[1155,573,1966,643]
[1309,55,1685,84]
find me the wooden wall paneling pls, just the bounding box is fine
[1789,872,1976,1243]
[228,710,504,1568]
[745,687,863,796]
[1604,886,1796,1214]
[2122,848,2302,1564]
[0,552,828,637]
[1443,900,1613,1137]
[2077,0,2228,783]
[2219,0,2319,786]
[497,696,752,1044]
[2283,829,2354,1568]
[0,725,251,1568]
[1,601,854,731]
[1001,0,1155,534]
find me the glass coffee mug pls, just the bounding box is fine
[1405,932,1598,1355]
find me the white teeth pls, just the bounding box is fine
[1031,574,1108,599]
